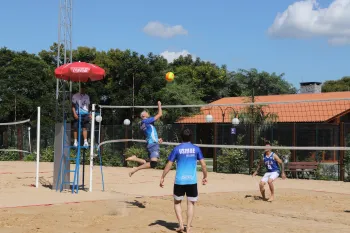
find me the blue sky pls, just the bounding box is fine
[1,0,349,89]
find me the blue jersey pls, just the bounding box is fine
[168,142,204,185]
[140,117,158,145]
[263,152,280,173]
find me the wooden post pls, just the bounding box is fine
[17,126,23,160]
[3,131,8,148]
[292,123,296,162]
[213,123,217,172]
[340,122,345,181]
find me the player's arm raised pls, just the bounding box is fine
[153,101,163,121]
[274,154,286,179]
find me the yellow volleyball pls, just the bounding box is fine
[165,72,175,82]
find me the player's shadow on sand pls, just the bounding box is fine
[149,220,180,231]
[245,194,266,201]
[125,200,146,208]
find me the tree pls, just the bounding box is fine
[169,55,231,102]
[322,76,350,92]
[0,47,56,147]
[233,68,297,97]
[155,82,204,123]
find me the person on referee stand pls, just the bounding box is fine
[71,84,91,147]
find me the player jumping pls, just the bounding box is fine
[252,143,286,202]
[126,101,163,177]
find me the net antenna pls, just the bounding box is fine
[0,107,41,188]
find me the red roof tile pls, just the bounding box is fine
[177,91,350,123]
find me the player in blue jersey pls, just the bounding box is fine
[160,128,208,233]
[126,101,163,177]
[253,144,286,202]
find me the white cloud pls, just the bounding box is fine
[267,0,350,45]
[143,21,188,38]
[160,50,194,63]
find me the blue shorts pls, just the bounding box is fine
[147,143,160,159]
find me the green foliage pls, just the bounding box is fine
[23,153,36,161]
[315,164,338,181]
[155,82,204,123]
[322,76,350,93]
[22,146,55,162]
[0,149,21,161]
[217,135,248,173]
[233,68,297,96]
[40,146,55,162]
[98,150,124,167]
[344,134,350,181]
[238,104,278,132]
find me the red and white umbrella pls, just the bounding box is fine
[54,61,105,82]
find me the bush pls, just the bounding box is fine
[217,148,248,173]
[217,135,249,174]
[41,146,54,162]
[0,149,21,161]
[98,149,124,167]
[24,153,36,161]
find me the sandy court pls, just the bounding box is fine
[1,161,350,233]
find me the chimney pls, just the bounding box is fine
[299,82,322,94]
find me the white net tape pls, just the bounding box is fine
[97,97,350,109]
[97,139,350,151]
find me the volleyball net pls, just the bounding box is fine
[0,119,33,156]
[0,107,41,187]
[92,97,350,182]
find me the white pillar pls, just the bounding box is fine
[35,107,41,188]
[89,104,96,192]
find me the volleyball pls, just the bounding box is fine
[165,72,175,82]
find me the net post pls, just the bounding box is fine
[213,123,217,172]
[89,104,96,192]
[249,124,254,174]
[28,127,32,153]
[292,123,296,162]
[340,122,345,181]
[35,106,41,188]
